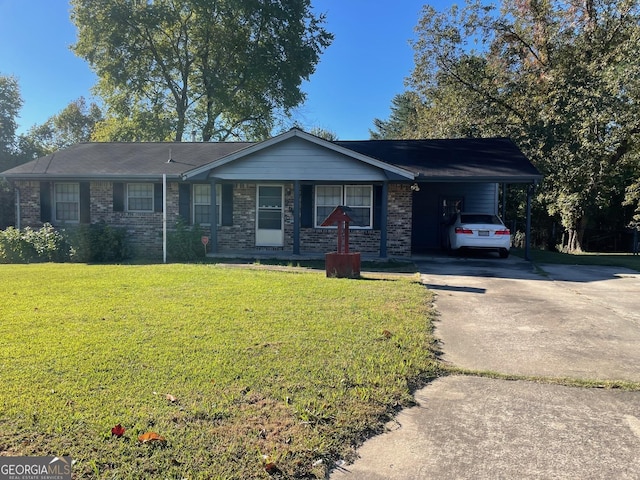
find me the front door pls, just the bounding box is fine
[256,185,284,246]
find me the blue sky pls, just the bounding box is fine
[0,0,442,140]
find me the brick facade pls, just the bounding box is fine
[14,180,412,258]
[215,182,411,257]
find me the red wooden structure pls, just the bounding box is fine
[320,206,353,253]
[321,206,361,278]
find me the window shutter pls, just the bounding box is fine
[301,184,313,228]
[154,183,163,213]
[178,183,191,223]
[40,182,51,223]
[80,182,91,224]
[113,183,124,212]
[221,183,233,226]
[373,185,383,230]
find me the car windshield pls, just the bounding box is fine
[460,214,502,225]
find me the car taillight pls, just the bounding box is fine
[495,229,510,235]
[455,227,473,234]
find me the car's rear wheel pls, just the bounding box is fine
[499,248,509,259]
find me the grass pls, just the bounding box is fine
[205,256,419,274]
[441,366,640,391]
[511,248,640,271]
[0,263,439,479]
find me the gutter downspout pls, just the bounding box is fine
[162,174,167,263]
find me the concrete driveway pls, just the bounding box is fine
[331,254,640,479]
[423,254,640,382]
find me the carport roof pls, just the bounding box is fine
[334,137,542,183]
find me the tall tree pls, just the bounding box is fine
[71,0,333,142]
[0,74,22,228]
[406,0,640,251]
[370,92,422,139]
[0,74,22,172]
[22,97,103,155]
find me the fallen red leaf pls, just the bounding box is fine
[111,424,125,437]
[138,431,166,443]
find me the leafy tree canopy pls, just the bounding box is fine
[395,0,640,251]
[71,0,333,142]
[0,74,22,167]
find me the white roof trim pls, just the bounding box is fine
[181,129,415,180]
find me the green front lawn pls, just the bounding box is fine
[0,264,438,479]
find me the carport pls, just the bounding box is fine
[337,137,542,260]
[398,138,541,259]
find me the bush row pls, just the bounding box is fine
[0,221,207,263]
[0,223,130,263]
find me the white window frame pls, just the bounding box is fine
[314,185,373,229]
[126,183,154,212]
[54,182,80,223]
[192,184,221,226]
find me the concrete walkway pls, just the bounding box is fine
[331,254,640,479]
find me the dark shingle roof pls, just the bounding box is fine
[2,136,541,183]
[334,137,541,182]
[2,142,253,180]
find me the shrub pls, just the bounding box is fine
[167,219,206,261]
[65,223,130,263]
[0,227,36,263]
[0,224,69,263]
[24,224,70,262]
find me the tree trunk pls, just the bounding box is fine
[574,216,587,252]
[202,97,215,142]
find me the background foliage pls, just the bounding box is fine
[373,0,640,252]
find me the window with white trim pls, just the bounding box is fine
[315,185,373,228]
[192,184,221,226]
[54,182,80,222]
[127,183,153,212]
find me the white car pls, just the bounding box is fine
[447,212,511,258]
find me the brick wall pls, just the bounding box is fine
[217,183,256,251]
[216,182,412,257]
[90,181,182,257]
[387,183,412,256]
[14,181,42,227]
[13,180,413,259]
[14,180,181,258]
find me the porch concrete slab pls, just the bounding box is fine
[419,256,640,382]
[331,376,640,480]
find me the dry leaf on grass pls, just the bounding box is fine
[138,432,166,443]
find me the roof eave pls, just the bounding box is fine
[182,129,415,181]
[3,173,184,182]
[416,175,542,183]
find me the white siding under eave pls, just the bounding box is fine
[210,136,388,181]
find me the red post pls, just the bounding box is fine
[343,220,350,253]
